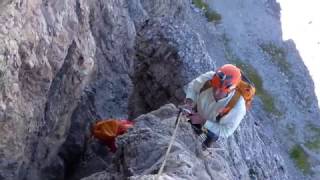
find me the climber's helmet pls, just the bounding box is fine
[211,64,241,100]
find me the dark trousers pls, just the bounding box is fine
[201,130,219,149]
[207,130,219,142]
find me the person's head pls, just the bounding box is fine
[211,64,241,101]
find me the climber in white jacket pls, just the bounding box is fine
[183,64,247,149]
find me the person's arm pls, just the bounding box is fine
[184,71,215,102]
[204,97,246,138]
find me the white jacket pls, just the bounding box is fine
[184,71,246,138]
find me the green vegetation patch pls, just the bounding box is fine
[304,124,320,152]
[308,125,320,136]
[205,10,221,22]
[260,43,291,75]
[0,57,7,92]
[290,145,311,174]
[192,0,221,23]
[305,139,320,152]
[224,50,281,115]
[192,0,209,9]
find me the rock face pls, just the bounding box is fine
[77,104,286,180]
[84,104,236,180]
[129,17,214,118]
[0,0,319,180]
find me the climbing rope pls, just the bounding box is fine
[155,109,183,180]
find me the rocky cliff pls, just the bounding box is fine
[0,0,319,180]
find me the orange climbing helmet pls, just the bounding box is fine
[211,64,241,93]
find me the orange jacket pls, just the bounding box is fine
[91,119,134,152]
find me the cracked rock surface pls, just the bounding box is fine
[0,0,319,180]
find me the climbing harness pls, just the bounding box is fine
[156,108,184,180]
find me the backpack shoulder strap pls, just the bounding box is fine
[216,90,241,123]
[200,80,212,94]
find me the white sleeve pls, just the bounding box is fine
[183,71,215,102]
[204,97,246,138]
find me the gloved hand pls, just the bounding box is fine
[179,98,195,116]
[188,113,206,124]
